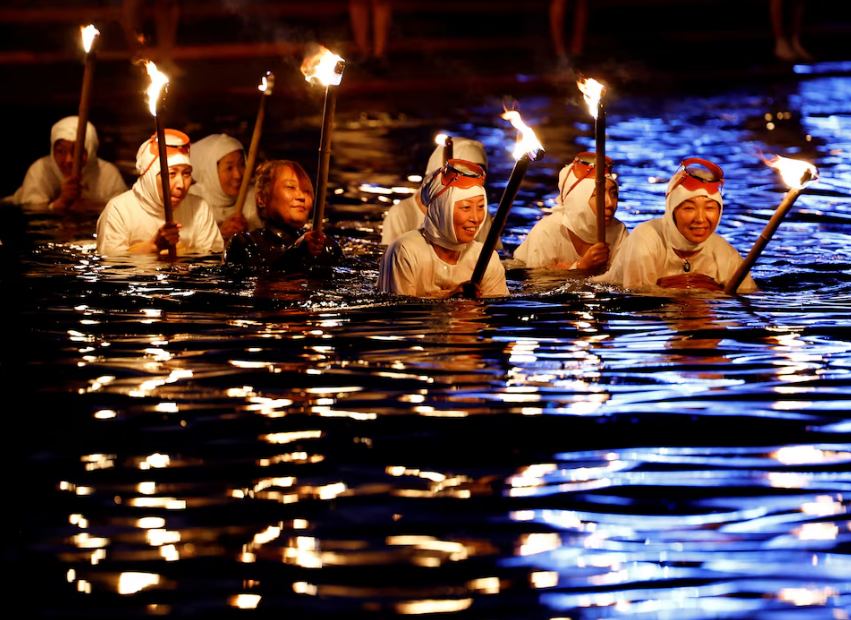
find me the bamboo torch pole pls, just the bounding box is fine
[145,61,176,259]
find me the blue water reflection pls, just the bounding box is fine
[8,63,851,619]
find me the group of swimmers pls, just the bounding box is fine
[8,115,757,298]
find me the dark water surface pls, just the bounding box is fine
[5,65,851,619]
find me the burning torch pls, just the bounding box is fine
[72,24,100,179]
[301,46,345,233]
[234,71,275,218]
[577,77,607,245]
[436,133,453,164]
[724,155,819,295]
[471,110,545,288]
[144,60,176,259]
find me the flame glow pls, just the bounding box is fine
[765,154,819,190]
[435,133,449,147]
[301,47,345,86]
[577,77,606,119]
[144,61,169,116]
[259,71,275,94]
[81,25,100,54]
[501,111,544,160]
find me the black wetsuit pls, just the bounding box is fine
[222,222,343,274]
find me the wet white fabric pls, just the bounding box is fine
[378,230,507,297]
[187,134,262,230]
[591,218,756,293]
[96,190,223,255]
[420,167,487,253]
[664,167,724,253]
[380,194,495,246]
[425,137,488,177]
[11,116,127,205]
[514,162,626,268]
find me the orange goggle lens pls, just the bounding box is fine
[427,159,486,204]
[667,158,724,196]
[142,129,191,175]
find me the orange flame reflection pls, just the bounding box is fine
[765,154,819,190]
[144,61,169,116]
[501,111,544,160]
[577,77,606,119]
[301,47,345,86]
[81,24,100,53]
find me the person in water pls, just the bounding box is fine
[378,158,507,298]
[188,133,262,243]
[381,136,498,247]
[592,157,757,293]
[11,116,128,211]
[222,160,342,273]
[514,151,627,271]
[95,129,223,256]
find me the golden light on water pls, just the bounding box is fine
[764,154,819,189]
[395,599,472,614]
[144,60,169,116]
[577,77,606,118]
[501,110,544,160]
[118,572,161,595]
[81,24,100,53]
[301,46,345,86]
[229,594,261,609]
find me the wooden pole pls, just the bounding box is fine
[234,72,274,217]
[312,80,339,232]
[72,42,97,179]
[153,108,176,259]
[595,99,606,245]
[470,154,534,288]
[444,136,453,164]
[723,185,806,295]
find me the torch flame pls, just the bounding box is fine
[81,24,100,54]
[435,133,449,147]
[766,155,819,190]
[301,47,345,87]
[144,61,169,116]
[577,77,606,119]
[259,71,275,95]
[501,111,544,161]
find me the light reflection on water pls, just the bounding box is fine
[8,69,851,619]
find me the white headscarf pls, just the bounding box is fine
[189,134,244,209]
[425,137,488,177]
[663,162,724,252]
[420,162,487,252]
[557,159,617,244]
[132,130,192,216]
[48,116,99,182]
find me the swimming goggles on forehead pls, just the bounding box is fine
[562,152,614,196]
[427,158,486,204]
[141,129,191,175]
[667,157,724,196]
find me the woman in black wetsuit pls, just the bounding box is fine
[223,160,342,273]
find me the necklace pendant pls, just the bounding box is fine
[683,258,691,273]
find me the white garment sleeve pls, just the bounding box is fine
[95,201,131,255]
[480,251,509,297]
[16,159,56,205]
[97,162,130,202]
[378,242,419,295]
[514,219,560,268]
[380,204,408,246]
[192,201,225,253]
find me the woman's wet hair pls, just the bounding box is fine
[255,160,314,213]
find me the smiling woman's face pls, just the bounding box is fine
[453,195,485,244]
[674,195,720,244]
[264,165,313,228]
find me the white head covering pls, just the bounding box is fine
[132,130,192,216]
[189,134,244,209]
[425,137,488,177]
[49,116,99,181]
[557,157,617,244]
[420,161,487,252]
[664,160,724,252]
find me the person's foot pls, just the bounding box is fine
[791,38,815,62]
[774,37,797,62]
